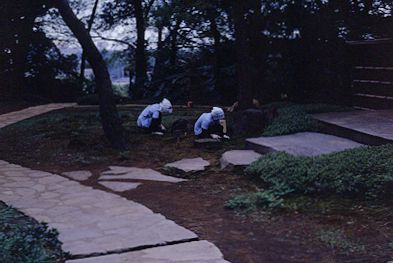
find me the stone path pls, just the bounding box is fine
[0,103,75,129]
[313,110,393,144]
[100,166,186,183]
[165,157,210,172]
[0,105,230,262]
[62,171,93,181]
[0,160,197,256]
[246,132,363,156]
[68,241,230,263]
[220,150,261,169]
[99,181,142,192]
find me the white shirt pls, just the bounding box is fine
[194,113,215,135]
[137,104,161,128]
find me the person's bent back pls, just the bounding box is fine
[194,107,228,139]
[137,98,173,135]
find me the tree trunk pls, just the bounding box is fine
[79,0,100,82]
[54,0,127,150]
[152,25,164,82]
[232,0,265,108]
[170,19,180,67]
[132,0,147,99]
[208,8,222,101]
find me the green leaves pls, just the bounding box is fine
[245,145,393,200]
[0,203,67,263]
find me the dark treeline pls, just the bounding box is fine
[1,0,393,107]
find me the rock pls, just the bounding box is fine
[246,132,364,156]
[66,241,230,263]
[165,158,210,172]
[100,167,187,183]
[232,108,277,136]
[99,181,141,192]
[220,150,262,169]
[62,171,92,181]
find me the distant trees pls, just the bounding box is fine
[54,0,127,150]
[2,0,393,108]
[101,0,154,99]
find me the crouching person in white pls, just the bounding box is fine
[194,107,230,139]
[137,98,173,135]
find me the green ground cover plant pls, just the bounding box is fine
[263,103,351,136]
[245,145,393,199]
[0,202,67,263]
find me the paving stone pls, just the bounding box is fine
[62,171,93,181]
[100,167,186,183]
[0,161,197,257]
[0,103,75,129]
[66,241,230,263]
[220,150,262,169]
[246,132,364,156]
[165,157,210,172]
[99,181,141,192]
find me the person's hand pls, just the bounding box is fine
[223,135,230,140]
[160,124,167,131]
[211,134,222,139]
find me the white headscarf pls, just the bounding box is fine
[160,98,173,114]
[211,107,224,120]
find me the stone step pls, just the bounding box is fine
[246,132,363,156]
[313,110,393,145]
[66,241,230,263]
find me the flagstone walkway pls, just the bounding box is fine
[0,105,229,262]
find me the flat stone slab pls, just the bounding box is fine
[0,103,75,129]
[220,150,262,169]
[165,158,210,172]
[62,171,92,181]
[67,241,230,263]
[246,132,363,156]
[313,110,393,141]
[99,181,141,192]
[0,160,197,257]
[100,166,186,183]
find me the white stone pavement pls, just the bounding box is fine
[0,103,75,129]
[0,160,198,256]
[0,105,230,262]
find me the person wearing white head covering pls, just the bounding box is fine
[194,107,229,139]
[137,98,173,134]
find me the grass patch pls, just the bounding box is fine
[243,145,393,200]
[225,191,284,212]
[263,103,352,136]
[0,202,67,263]
[318,229,365,252]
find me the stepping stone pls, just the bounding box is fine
[220,150,262,169]
[66,240,230,263]
[0,161,197,257]
[99,181,141,192]
[246,132,363,156]
[165,157,210,172]
[62,171,92,181]
[100,166,186,183]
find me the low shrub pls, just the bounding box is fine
[225,191,284,211]
[0,203,67,263]
[244,145,393,200]
[318,229,365,252]
[262,106,318,136]
[262,103,352,136]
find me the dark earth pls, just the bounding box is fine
[0,106,392,263]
